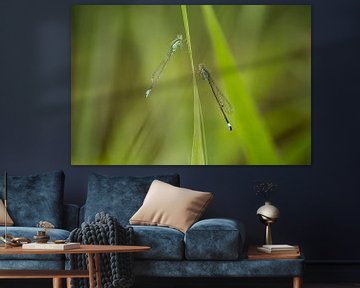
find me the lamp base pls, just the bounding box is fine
[265,223,272,245]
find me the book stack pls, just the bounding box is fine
[257,244,299,254]
[248,244,300,260]
[22,242,80,250]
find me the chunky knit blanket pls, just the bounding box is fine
[68,212,134,288]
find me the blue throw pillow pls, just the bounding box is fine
[84,173,180,225]
[0,170,64,227]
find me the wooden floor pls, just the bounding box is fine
[137,281,360,288]
[0,279,360,288]
[305,285,360,288]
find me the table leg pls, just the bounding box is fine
[52,278,62,288]
[293,276,302,288]
[66,277,72,288]
[95,253,102,288]
[88,253,95,288]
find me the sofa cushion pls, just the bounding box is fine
[84,173,180,225]
[130,180,213,233]
[0,260,65,270]
[0,227,70,261]
[184,218,245,260]
[0,171,65,227]
[0,199,14,226]
[130,225,184,260]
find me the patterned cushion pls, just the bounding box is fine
[84,173,180,225]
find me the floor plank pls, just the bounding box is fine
[0,279,360,288]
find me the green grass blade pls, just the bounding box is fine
[201,5,280,164]
[181,5,207,165]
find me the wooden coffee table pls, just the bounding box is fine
[0,244,150,288]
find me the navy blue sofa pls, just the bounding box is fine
[0,171,303,287]
[80,173,304,284]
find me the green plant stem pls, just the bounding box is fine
[181,5,207,165]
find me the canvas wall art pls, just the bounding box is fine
[71,5,311,165]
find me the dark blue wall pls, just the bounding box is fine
[0,0,359,263]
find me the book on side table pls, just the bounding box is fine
[22,242,80,250]
[257,244,299,254]
[248,245,300,259]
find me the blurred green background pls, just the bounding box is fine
[71,5,311,165]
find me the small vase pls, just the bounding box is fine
[256,201,280,245]
[33,230,50,243]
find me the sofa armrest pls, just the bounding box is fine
[63,204,80,231]
[184,218,245,260]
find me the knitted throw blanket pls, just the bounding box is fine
[68,212,135,288]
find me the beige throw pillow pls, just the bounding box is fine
[0,200,14,226]
[130,180,213,233]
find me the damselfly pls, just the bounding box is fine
[145,34,183,98]
[199,64,233,131]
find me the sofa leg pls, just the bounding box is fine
[53,278,62,288]
[293,276,302,288]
